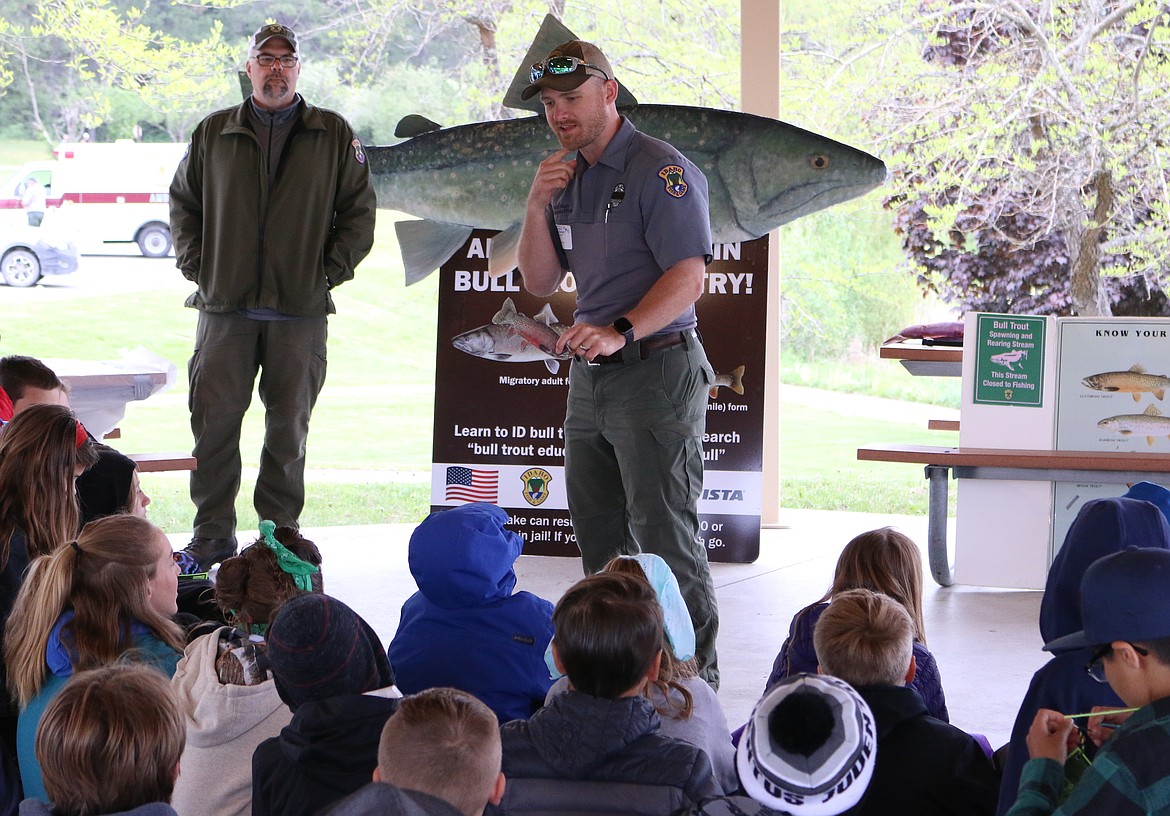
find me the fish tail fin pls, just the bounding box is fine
[729,365,745,395]
[708,386,719,399]
[492,297,518,326]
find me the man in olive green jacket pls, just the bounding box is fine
[170,23,376,569]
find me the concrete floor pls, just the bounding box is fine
[174,507,1049,749]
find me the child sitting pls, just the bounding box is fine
[252,593,401,816]
[499,572,720,814]
[545,554,736,792]
[1007,547,1170,815]
[388,503,553,722]
[678,673,877,816]
[768,526,949,721]
[5,515,183,800]
[814,589,998,815]
[169,521,321,816]
[20,663,185,816]
[323,687,506,816]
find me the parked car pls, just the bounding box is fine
[0,222,80,287]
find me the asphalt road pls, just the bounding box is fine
[24,252,186,299]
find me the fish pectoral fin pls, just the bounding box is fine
[394,114,444,138]
[395,220,473,285]
[488,223,523,278]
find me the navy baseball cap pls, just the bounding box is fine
[1043,547,1170,652]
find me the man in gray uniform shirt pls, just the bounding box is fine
[516,40,720,685]
[170,23,376,570]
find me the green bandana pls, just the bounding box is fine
[258,519,319,593]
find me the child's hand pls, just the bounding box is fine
[1087,706,1132,747]
[1026,709,1077,763]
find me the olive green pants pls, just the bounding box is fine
[188,311,327,539]
[564,331,720,688]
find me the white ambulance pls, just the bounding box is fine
[0,141,186,257]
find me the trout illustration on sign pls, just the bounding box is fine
[1098,404,1170,446]
[1082,364,1170,402]
[239,15,887,284]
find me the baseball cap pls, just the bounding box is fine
[1043,547,1170,652]
[521,40,614,101]
[738,673,876,815]
[249,23,298,53]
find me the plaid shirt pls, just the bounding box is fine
[1008,697,1170,815]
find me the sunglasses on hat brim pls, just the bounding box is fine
[529,56,611,84]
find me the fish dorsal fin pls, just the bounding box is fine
[394,115,443,139]
[535,303,557,326]
[1131,363,1148,375]
[1145,404,1163,417]
[493,298,518,326]
[395,220,473,285]
[501,13,639,115]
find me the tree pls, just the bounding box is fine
[781,0,1170,317]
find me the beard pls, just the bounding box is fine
[551,99,608,153]
[257,76,295,107]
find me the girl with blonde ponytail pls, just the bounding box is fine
[4,514,183,800]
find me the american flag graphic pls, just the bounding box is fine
[445,466,499,503]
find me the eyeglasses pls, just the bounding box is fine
[529,56,610,84]
[253,54,299,69]
[1085,643,1149,683]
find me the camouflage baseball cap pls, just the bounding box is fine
[248,23,298,54]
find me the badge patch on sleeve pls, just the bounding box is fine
[352,139,367,164]
[658,165,688,198]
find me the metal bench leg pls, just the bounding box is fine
[925,465,953,587]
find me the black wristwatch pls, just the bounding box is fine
[613,317,635,345]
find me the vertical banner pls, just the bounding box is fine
[430,230,768,563]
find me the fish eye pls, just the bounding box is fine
[810,155,830,170]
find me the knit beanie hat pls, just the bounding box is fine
[266,594,395,711]
[738,673,876,816]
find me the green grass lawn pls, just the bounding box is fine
[2,217,953,532]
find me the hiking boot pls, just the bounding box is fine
[181,536,238,572]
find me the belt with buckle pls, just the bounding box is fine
[587,331,686,365]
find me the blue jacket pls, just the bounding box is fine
[17,612,181,800]
[997,497,1170,815]
[767,601,950,722]
[387,503,554,722]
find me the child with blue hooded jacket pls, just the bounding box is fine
[387,503,554,723]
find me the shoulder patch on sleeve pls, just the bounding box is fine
[351,138,366,164]
[658,165,688,198]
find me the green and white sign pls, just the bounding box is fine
[973,314,1046,407]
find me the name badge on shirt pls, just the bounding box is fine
[557,225,573,250]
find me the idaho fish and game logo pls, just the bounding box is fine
[521,468,553,506]
[351,139,366,164]
[658,165,688,198]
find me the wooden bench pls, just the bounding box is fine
[857,444,1170,586]
[127,452,197,473]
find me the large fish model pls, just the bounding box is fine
[1083,364,1170,402]
[377,107,888,283]
[235,15,888,284]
